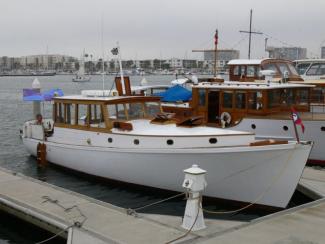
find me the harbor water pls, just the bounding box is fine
[0,75,313,243]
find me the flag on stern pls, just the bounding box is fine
[291,107,305,133]
[111,47,119,55]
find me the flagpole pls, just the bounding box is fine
[117,42,125,94]
[291,108,300,143]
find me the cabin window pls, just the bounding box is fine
[89,104,105,128]
[278,63,290,76]
[267,90,281,108]
[263,63,278,74]
[235,92,246,109]
[127,103,146,119]
[247,66,255,77]
[145,102,161,117]
[296,63,310,75]
[280,89,294,106]
[296,89,309,105]
[54,103,64,123]
[77,104,89,126]
[107,104,128,120]
[222,91,233,109]
[311,87,325,103]
[233,66,240,76]
[248,92,263,110]
[64,103,77,125]
[305,63,325,76]
[198,89,206,106]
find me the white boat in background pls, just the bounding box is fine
[294,59,325,81]
[73,50,91,82]
[21,94,312,208]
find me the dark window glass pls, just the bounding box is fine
[223,92,233,109]
[235,92,246,109]
[198,89,206,106]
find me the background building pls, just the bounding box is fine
[321,46,325,59]
[193,49,239,71]
[266,47,307,60]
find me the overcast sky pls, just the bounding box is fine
[0,0,324,60]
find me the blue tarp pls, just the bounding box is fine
[23,88,64,101]
[154,85,192,102]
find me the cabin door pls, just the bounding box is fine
[208,91,220,124]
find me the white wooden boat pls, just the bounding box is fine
[21,95,312,208]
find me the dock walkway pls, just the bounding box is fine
[0,166,325,243]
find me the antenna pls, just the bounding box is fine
[239,9,263,59]
[101,13,105,93]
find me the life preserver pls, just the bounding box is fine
[220,112,232,125]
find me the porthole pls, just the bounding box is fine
[251,124,256,129]
[209,138,217,144]
[108,138,113,143]
[167,139,174,145]
[283,126,288,131]
[134,139,140,145]
[321,126,325,132]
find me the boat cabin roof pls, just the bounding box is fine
[294,59,325,64]
[53,95,161,104]
[195,81,314,90]
[228,59,264,65]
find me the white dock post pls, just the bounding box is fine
[182,164,207,231]
[32,78,41,118]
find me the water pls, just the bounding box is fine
[0,75,312,243]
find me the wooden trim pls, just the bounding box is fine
[75,104,79,125]
[102,104,112,129]
[55,123,109,132]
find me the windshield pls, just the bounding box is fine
[296,63,310,75]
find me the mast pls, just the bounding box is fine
[214,30,218,77]
[239,9,263,59]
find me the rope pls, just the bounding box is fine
[126,192,186,217]
[165,195,200,244]
[200,146,296,215]
[35,224,74,244]
[41,196,87,226]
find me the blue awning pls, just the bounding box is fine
[154,85,192,102]
[23,88,64,101]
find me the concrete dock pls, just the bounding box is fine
[0,166,325,244]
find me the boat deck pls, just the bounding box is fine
[0,166,325,243]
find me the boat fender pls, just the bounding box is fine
[220,112,231,127]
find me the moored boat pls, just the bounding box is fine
[21,94,312,208]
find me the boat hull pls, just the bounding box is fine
[23,137,312,208]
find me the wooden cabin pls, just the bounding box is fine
[52,96,162,132]
[190,82,313,126]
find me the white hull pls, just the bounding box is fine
[231,118,325,163]
[22,130,312,208]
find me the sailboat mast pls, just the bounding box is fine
[248,9,253,59]
[239,9,263,60]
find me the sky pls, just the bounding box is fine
[0,0,324,60]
